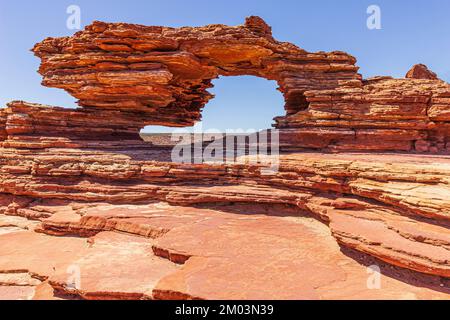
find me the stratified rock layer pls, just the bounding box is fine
[32,16,359,126]
[406,64,439,80]
[31,17,450,153]
[0,17,449,300]
[277,77,450,152]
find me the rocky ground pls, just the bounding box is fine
[1,147,449,299]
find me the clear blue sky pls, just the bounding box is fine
[1,0,449,132]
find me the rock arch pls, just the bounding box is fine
[26,16,450,153]
[32,16,360,128]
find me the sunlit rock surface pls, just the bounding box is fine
[0,17,449,300]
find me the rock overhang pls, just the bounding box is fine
[25,16,450,153]
[31,16,360,127]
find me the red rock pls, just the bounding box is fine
[1,203,449,300]
[48,232,179,300]
[0,286,36,300]
[31,17,358,131]
[406,64,439,80]
[0,16,450,300]
[0,18,446,153]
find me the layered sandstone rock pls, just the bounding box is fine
[1,144,449,281]
[32,16,359,126]
[406,64,439,80]
[0,16,449,300]
[0,109,7,142]
[1,101,146,149]
[1,199,449,300]
[31,17,450,153]
[277,77,450,152]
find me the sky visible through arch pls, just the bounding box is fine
[145,76,285,133]
[1,0,449,132]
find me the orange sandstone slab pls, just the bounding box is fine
[48,232,179,300]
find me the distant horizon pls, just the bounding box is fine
[1,0,449,133]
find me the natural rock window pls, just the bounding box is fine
[1,16,450,300]
[200,76,285,132]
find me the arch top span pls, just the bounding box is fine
[32,16,360,127]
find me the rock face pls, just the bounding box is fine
[406,64,439,80]
[32,16,359,126]
[0,17,449,300]
[31,17,450,153]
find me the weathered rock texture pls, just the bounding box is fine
[406,64,439,80]
[32,16,359,127]
[0,17,449,300]
[31,16,450,153]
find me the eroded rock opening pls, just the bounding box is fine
[140,75,285,155]
[141,75,284,134]
[203,76,285,131]
[31,16,358,135]
[1,16,450,300]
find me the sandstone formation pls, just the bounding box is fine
[406,64,439,80]
[32,16,359,126]
[0,17,449,300]
[31,16,450,153]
